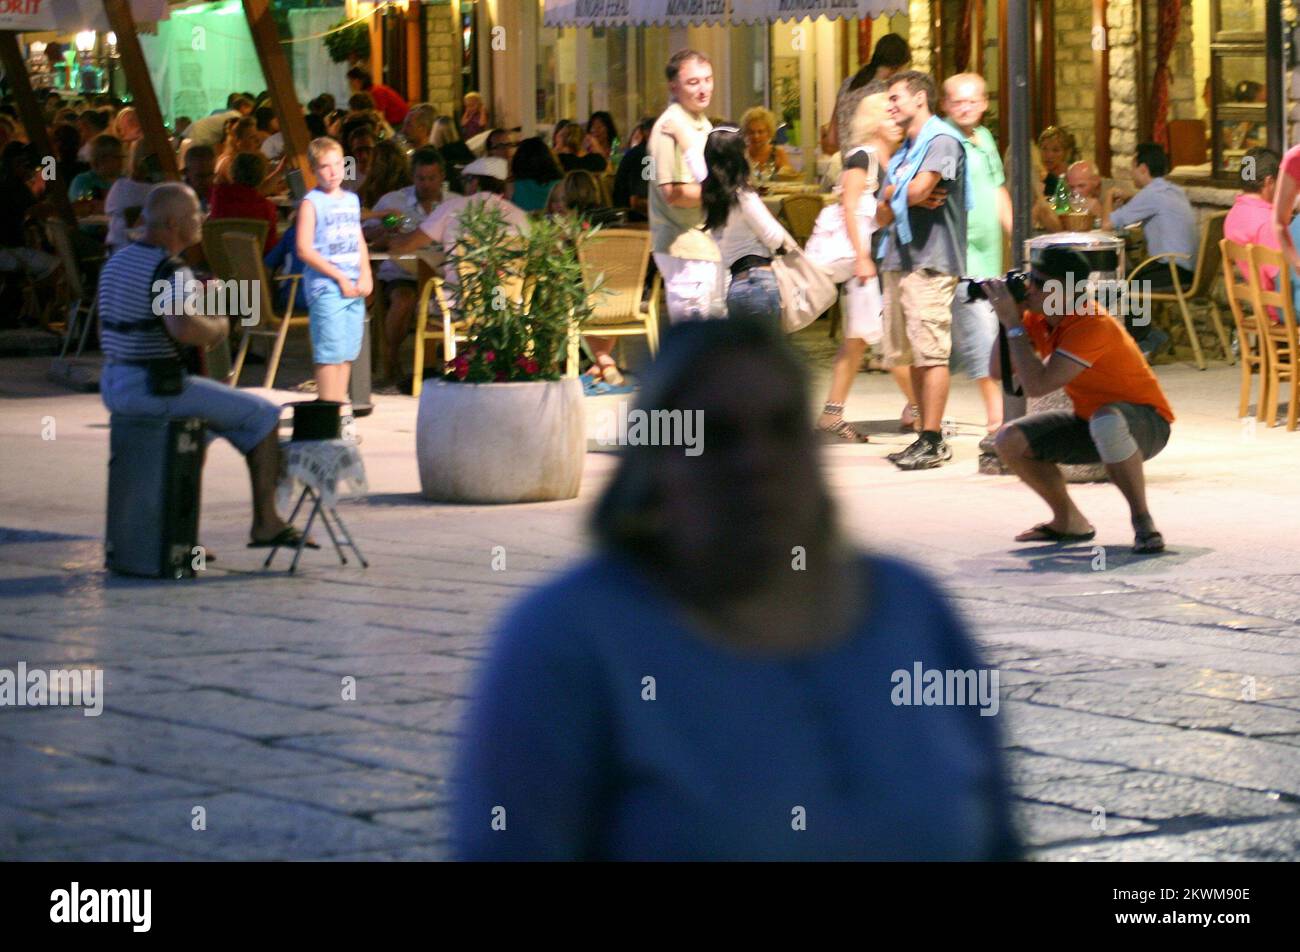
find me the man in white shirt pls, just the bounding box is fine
[391,156,528,270]
[183,96,254,148]
[388,155,529,371]
[368,147,459,389]
[648,49,723,322]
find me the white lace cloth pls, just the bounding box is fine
[277,439,369,511]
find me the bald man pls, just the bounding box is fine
[97,183,309,551]
[1037,160,1103,232]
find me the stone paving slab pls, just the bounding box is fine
[1031,816,1300,862]
[2,354,1298,860]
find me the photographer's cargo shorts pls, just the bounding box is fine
[882,269,959,368]
[1016,402,1170,466]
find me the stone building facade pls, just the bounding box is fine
[423,1,461,118]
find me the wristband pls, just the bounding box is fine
[1005,325,1027,340]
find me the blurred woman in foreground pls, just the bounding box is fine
[453,320,1019,861]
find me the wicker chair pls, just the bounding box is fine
[202,218,268,281]
[779,195,823,247]
[222,232,306,390]
[412,245,529,398]
[569,228,660,378]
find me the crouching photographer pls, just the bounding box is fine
[981,247,1173,555]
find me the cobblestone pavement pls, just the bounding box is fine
[1,351,1298,861]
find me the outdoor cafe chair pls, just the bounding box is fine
[1125,210,1231,370]
[222,231,307,390]
[412,242,529,398]
[569,228,660,378]
[1247,244,1299,431]
[43,218,98,361]
[202,218,269,283]
[1219,239,1268,422]
[779,194,823,247]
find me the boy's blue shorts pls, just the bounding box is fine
[308,286,365,365]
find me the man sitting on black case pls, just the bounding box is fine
[97,182,310,551]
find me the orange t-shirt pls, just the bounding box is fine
[1023,309,1174,424]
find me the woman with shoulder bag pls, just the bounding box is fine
[660,123,794,331]
[805,89,917,442]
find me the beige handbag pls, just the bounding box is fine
[770,235,839,333]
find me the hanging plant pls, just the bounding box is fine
[323,18,370,64]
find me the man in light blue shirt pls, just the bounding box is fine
[1104,142,1199,291]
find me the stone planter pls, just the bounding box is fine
[416,378,585,503]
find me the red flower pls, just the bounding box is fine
[494,370,508,382]
[484,350,496,363]
[515,356,539,375]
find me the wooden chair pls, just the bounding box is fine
[44,219,99,360]
[222,232,306,389]
[203,218,268,281]
[1126,210,1231,369]
[1247,245,1299,431]
[412,246,529,398]
[569,228,660,377]
[779,194,822,247]
[1219,239,1267,421]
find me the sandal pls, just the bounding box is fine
[817,417,869,443]
[595,355,625,388]
[248,526,321,550]
[1015,523,1097,544]
[1132,529,1166,554]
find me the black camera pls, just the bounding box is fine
[966,269,1031,304]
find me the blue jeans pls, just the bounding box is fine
[726,266,782,331]
[101,362,281,454]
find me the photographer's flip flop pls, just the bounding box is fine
[1132,529,1166,554]
[1015,523,1097,544]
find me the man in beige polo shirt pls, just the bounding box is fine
[648,49,723,322]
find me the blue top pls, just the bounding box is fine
[511,177,558,214]
[452,553,1017,861]
[301,187,361,301]
[1109,176,1199,268]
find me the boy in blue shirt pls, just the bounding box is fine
[295,138,372,412]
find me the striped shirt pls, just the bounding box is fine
[98,241,185,362]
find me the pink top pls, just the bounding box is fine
[1282,144,1300,183]
[1225,190,1294,323]
[1225,192,1280,287]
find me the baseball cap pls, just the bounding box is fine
[462,156,509,181]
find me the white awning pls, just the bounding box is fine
[542,0,907,28]
[2,0,171,34]
[731,1,906,23]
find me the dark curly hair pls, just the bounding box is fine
[700,127,751,232]
[511,136,563,184]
